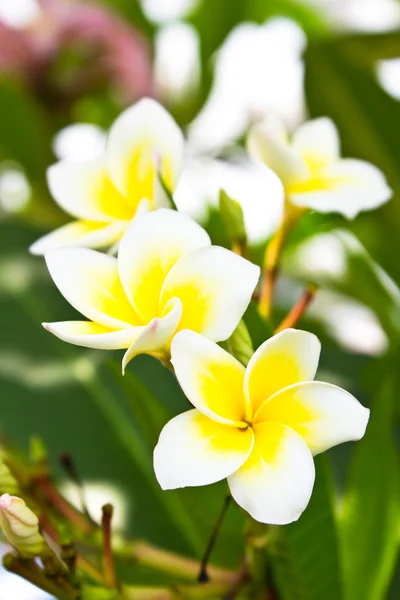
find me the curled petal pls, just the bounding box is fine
[29,220,127,255]
[122,298,182,372]
[292,118,340,166]
[118,209,210,322]
[42,321,138,350]
[245,329,321,414]
[247,117,308,186]
[161,246,260,341]
[255,381,370,455]
[107,98,184,206]
[47,156,133,222]
[290,159,392,218]
[228,422,315,524]
[171,330,248,426]
[154,409,254,490]
[45,248,139,329]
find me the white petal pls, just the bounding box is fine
[171,330,248,425]
[29,220,127,255]
[161,246,260,341]
[118,209,210,323]
[247,116,308,186]
[42,321,138,349]
[45,248,139,329]
[292,118,340,165]
[122,298,182,372]
[228,422,315,524]
[290,159,392,218]
[47,156,133,221]
[154,409,254,490]
[245,329,321,414]
[255,381,370,455]
[107,98,184,206]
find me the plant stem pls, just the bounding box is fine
[198,494,232,583]
[274,284,318,333]
[259,203,304,320]
[118,541,235,583]
[3,554,78,600]
[102,504,117,588]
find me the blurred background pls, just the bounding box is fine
[1,0,400,598]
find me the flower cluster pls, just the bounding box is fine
[23,98,386,527]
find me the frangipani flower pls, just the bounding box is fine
[248,116,392,218]
[30,98,184,255]
[154,329,369,524]
[0,494,45,557]
[43,209,260,371]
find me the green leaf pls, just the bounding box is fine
[219,189,247,246]
[269,456,343,600]
[243,301,273,350]
[227,320,253,366]
[304,33,400,287]
[339,357,400,600]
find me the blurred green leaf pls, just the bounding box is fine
[0,78,51,180]
[304,34,400,287]
[269,456,343,600]
[339,356,400,600]
[219,189,247,246]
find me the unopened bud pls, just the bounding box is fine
[0,494,45,557]
[0,461,19,495]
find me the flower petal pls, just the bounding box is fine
[42,321,138,349]
[290,159,392,218]
[47,156,133,221]
[107,98,184,206]
[29,220,127,255]
[45,248,139,329]
[228,422,315,524]
[245,329,321,414]
[247,117,308,187]
[122,297,183,371]
[171,330,248,426]
[161,246,260,341]
[292,118,340,166]
[118,209,210,323]
[154,409,254,490]
[255,381,370,455]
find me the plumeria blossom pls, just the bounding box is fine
[30,98,184,255]
[154,329,369,524]
[42,209,260,371]
[247,116,392,218]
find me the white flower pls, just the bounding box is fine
[174,156,284,244]
[248,116,392,219]
[43,209,260,371]
[30,98,184,255]
[0,494,44,557]
[154,329,369,524]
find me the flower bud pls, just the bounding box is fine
[0,494,45,557]
[0,461,19,495]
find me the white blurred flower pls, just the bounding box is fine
[0,167,31,213]
[376,58,400,101]
[61,481,128,530]
[307,0,400,32]
[140,0,199,23]
[154,22,200,105]
[174,156,285,244]
[189,18,306,152]
[52,124,106,162]
[0,0,41,29]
